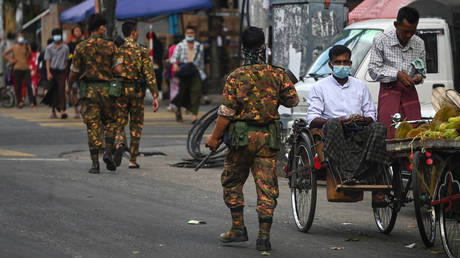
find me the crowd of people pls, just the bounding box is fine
[1,20,206,124]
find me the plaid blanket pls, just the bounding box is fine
[323,119,388,180]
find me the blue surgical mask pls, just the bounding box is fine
[17,37,25,43]
[53,35,62,42]
[332,65,351,79]
[186,36,194,42]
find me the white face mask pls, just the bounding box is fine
[17,37,25,44]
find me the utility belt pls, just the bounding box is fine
[117,78,147,95]
[227,120,281,150]
[78,80,110,99]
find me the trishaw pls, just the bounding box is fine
[285,118,460,257]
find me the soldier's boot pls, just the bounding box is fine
[256,218,272,251]
[103,137,116,171]
[88,149,100,174]
[113,143,126,167]
[219,208,248,243]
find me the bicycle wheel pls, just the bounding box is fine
[439,159,460,258]
[290,136,317,232]
[0,88,15,108]
[412,151,437,247]
[373,163,398,234]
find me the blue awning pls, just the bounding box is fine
[60,0,95,23]
[60,0,213,23]
[116,0,213,19]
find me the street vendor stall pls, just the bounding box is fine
[387,100,460,257]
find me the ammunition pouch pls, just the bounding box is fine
[228,120,281,150]
[109,79,123,97]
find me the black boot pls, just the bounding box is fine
[113,144,125,167]
[256,237,271,251]
[257,218,272,251]
[103,152,116,171]
[103,137,116,171]
[89,150,100,174]
[218,226,248,243]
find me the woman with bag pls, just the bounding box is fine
[171,26,205,123]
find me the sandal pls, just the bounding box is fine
[128,163,140,169]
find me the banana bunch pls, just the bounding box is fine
[395,105,460,140]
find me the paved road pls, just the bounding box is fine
[0,104,445,257]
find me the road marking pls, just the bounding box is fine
[0,149,36,157]
[0,158,68,161]
[144,134,210,139]
[38,122,85,127]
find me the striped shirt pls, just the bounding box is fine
[368,29,425,83]
[170,39,204,72]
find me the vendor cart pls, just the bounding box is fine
[386,138,460,257]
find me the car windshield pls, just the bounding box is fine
[306,29,382,79]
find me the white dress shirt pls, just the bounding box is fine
[307,75,376,125]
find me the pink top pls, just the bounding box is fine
[169,44,177,77]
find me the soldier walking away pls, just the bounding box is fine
[113,21,159,169]
[68,14,122,174]
[368,7,426,137]
[205,27,299,252]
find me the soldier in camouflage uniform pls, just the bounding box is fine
[113,21,159,169]
[69,14,122,174]
[206,27,298,252]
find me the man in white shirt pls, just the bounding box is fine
[308,45,376,128]
[307,45,388,205]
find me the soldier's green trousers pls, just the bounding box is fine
[80,84,117,152]
[115,86,144,162]
[222,129,279,220]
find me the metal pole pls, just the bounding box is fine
[95,0,100,14]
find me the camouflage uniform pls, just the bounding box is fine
[70,34,119,158]
[114,38,158,162]
[218,64,298,234]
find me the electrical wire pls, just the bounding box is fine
[170,106,227,169]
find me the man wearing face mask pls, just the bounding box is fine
[3,32,35,108]
[307,45,388,203]
[42,28,70,119]
[368,7,425,136]
[171,26,205,123]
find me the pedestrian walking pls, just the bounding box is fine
[37,38,53,96]
[368,6,426,137]
[146,31,163,96]
[67,25,85,119]
[29,42,39,98]
[2,32,35,108]
[205,27,299,252]
[166,33,183,112]
[113,20,159,169]
[171,26,205,123]
[68,14,122,174]
[42,28,70,119]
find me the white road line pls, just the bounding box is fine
[0,158,69,161]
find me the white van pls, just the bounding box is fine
[279,17,454,124]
